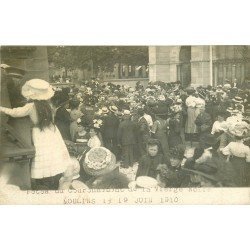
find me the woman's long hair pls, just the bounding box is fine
[33,100,54,131]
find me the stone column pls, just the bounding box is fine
[124,65,129,78]
[214,63,218,86]
[142,65,147,78]
[24,46,49,80]
[190,46,211,87]
[113,63,119,79]
[149,46,180,82]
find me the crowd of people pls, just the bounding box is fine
[1,78,250,190]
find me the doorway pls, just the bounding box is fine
[177,46,191,87]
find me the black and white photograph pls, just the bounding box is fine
[1,2,250,250]
[0,45,250,203]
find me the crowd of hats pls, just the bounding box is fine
[52,79,250,133]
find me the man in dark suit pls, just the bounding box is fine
[137,108,151,157]
[195,105,213,148]
[101,106,120,157]
[117,110,137,168]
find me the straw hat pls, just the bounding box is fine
[21,79,54,100]
[231,109,239,115]
[128,176,159,188]
[158,95,166,101]
[109,105,118,113]
[226,107,234,113]
[232,96,243,103]
[123,110,131,115]
[101,107,109,114]
[223,83,231,89]
[82,147,117,176]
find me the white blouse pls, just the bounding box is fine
[185,96,197,108]
[144,114,153,127]
[211,121,228,134]
[0,103,38,124]
[226,115,242,124]
[195,97,205,108]
[87,135,101,148]
[221,142,250,162]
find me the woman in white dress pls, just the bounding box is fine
[185,87,198,145]
[0,79,72,190]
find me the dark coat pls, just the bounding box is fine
[102,113,120,139]
[162,166,191,188]
[136,154,167,179]
[137,116,151,143]
[55,107,71,140]
[195,111,212,134]
[117,119,137,146]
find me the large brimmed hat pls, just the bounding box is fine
[123,109,131,116]
[1,64,26,78]
[158,95,166,101]
[109,105,118,113]
[232,96,243,103]
[82,147,117,176]
[231,109,239,115]
[223,83,231,89]
[101,107,109,114]
[228,122,249,137]
[226,107,234,113]
[21,79,54,100]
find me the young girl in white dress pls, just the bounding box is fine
[0,79,72,190]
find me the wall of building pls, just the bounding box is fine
[149,45,250,86]
[1,46,49,81]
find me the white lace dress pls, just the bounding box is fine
[0,103,71,179]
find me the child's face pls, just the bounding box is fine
[77,125,85,133]
[89,128,97,137]
[170,157,181,168]
[147,145,158,157]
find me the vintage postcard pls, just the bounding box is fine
[1,45,250,205]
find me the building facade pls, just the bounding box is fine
[149,46,250,87]
[1,46,49,81]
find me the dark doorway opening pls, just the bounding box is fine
[177,46,191,87]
